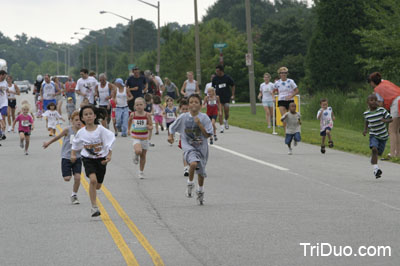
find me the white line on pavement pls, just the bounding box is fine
[211,144,289,171]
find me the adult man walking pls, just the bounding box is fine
[126,67,147,111]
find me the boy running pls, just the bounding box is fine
[281,102,301,155]
[363,94,392,178]
[317,98,335,154]
[168,94,213,205]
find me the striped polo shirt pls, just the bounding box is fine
[363,107,391,140]
[130,113,149,140]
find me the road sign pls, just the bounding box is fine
[245,53,252,66]
[213,43,227,49]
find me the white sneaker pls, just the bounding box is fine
[288,148,293,155]
[186,183,194,198]
[7,126,11,132]
[71,195,80,205]
[196,190,205,205]
[220,126,224,133]
[91,206,101,217]
[133,154,139,165]
[224,119,229,129]
[25,151,29,155]
[184,166,189,177]
[138,171,145,179]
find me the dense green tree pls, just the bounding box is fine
[10,63,24,80]
[24,61,40,81]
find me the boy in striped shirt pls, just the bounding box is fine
[363,94,392,178]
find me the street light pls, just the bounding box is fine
[100,11,134,65]
[81,27,107,75]
[194,0,201,86]
[46,46,59,75]
[137,0,160,76]
[75,32,98,74]
[71,37,87,67]
[74,32,94,71]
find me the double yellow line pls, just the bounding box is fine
[56,125,164,266]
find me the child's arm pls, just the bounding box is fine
[43,128,68,148]
[317,109,323,120]
[57,112,65,122]
[363,121,369,136]
[70,150,77,163]
[203,95,208,108]
[127,89,134,101]
[382,117,393,123]
[194,117,212,138]
[101,150,112,165]
[12,116,18,131]
[147,113,153,130]
[127,113,133,133]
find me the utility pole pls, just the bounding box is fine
[245,0,256,115]
[194,0,201,86]
[156,1,160,76]
[130,16,134,65]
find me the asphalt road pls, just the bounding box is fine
[1,93,399,266]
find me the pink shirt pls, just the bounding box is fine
[15,114,33,133]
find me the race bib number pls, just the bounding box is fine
[218,83,226,89]
[167,112,175,119]
[134,119,147,127]
[208,100,216,105]
[70,134,75,143]
[323,119,332,127]
[21,120,31,127]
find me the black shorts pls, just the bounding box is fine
[166,121,174,130]
[61,158,82,177]
[208,115,218,120]
[278,100,294,110]
[99,105,111,116]
[19,130,31,136]
[82,157,107,184]
[8,99,16,109]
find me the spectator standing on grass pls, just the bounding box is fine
[368,72,400,158]
[258,73,274,129]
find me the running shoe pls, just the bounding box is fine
[133,154,139,165]
[220,127,224,133]
[196,190,204,205]
[138,171,145,179]
[214,135,218,141]
[20,140,24,149]
[328,140,334,148]
[186,183,194,198]
[321,145,326,154]
[7,126,11,132]
[71,195,80,205]
[161,125,164,131]
[25,151,29,156]
[374,169,382,179]
[91,206,101,217]
[288,148,293,155]
[294,140,298,146]
[184,166,189,177]
[1,134,6,140]
[210,138,213,145]
[224,119,229,129]
[155,132,159,135]
[149,142,155,147]
[114,132,118,137]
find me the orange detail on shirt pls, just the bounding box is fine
[374,80,400,110]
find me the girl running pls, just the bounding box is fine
[164,96,177,140]
[6,75,20,132]
[43,111,82,204]
[43,102,64,136]
[71,105,116,217]
[12,104,34,155]
[168,94,213,205]
[152,95,164,134]
[128,97,153,179]
[203,87,220,144]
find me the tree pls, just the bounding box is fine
[10,63,24,80]
[305,0,370,92]
[24,61,40,82]
[354,0,400,84]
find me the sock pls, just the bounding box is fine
[187,179,194,185]
[198,186,204,192]
[71,192,77,197]
[139,170,144,174]
[373,164,379,171]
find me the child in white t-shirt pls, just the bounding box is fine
[43,102,64,136]
[317,98,335,154]
[281,102,301,155]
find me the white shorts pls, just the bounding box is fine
[390,96,400,118]
[133,138,149,150]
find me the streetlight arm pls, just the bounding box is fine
[100,10,130,21]
[137,0,158,9]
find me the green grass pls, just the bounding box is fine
[228,106,400,163]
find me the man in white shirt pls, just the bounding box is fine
[75,68,98,105]
[0,70,8,139]
[204,74,215,96]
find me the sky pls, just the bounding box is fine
[3,0,218,44]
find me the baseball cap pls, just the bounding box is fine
[115,78,125,86]
[67,97,73,101]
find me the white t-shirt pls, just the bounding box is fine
[98,82,111,106]
[317,107,334,131]
[42,81,57,100]
[259,82,274,102]
[43,110,62,128]
[0,80,8,108]
[76,76,98,104]
[204,82,213,96]
[274,79,297,101]
[154,76,164,87]
[72,125,116,159]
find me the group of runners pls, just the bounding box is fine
[1,64,396,216]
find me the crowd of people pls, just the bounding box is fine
[1,65,399,216]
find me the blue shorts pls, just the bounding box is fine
[320,127,332,136]
[262,100,274,107]
[369,136,387,156]
[43,99,57,111]
[285,132,301,145]
[0,106,7,116]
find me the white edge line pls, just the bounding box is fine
[211,144,289,171]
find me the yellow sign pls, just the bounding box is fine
[275,95,301,127]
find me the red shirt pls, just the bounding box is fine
[65,81,76,93]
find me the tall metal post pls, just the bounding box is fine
[156,1,160,76]
[245,0,256,115]
[130,16,134,64]
[194,0,201,86]
[104,32,107,75]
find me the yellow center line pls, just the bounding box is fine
[56,125,139,266]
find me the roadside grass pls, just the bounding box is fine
[228,106,400,163]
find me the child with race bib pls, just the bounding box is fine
[152,95,164,134]
[317,98,335,154]
[281,102,301,155]
[168,94,213,205]
[43,111,82,204]
[203,87,220,144]
[128,97,153,179]
[164,96,177,142]
[71,105,115,217]
[12,104,34,155]
[43,102,64,137]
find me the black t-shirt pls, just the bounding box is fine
[147,78,157,95]
[126,75,146,99]
[212,74,234,99]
